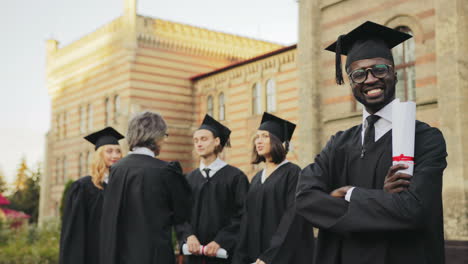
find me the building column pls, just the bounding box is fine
[297,0,322,166]
[435,0,468,240]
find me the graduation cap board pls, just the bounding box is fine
[325,21,412,85]
[84,127,124,150]
[258,112,296,143]
[198,114,231,147]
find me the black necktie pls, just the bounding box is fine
[361,115,381,158]
[203,168,211,178]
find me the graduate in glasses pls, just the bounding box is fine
[233,113,314,264]
[176,114,249,264]
[296,21,447,264]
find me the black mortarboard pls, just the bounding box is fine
[198,114,231,147]
[325,21,412,85]
[84,127,124,150]
[258,112,296,143]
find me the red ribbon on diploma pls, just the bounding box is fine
[392,154,414,162]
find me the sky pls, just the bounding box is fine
[0,0,298,183]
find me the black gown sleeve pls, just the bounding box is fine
[232,192,250,264]
[297,128,447,234]
[330,128,447,233]
[165,161,192,226]
[213,171,250,252]
[259,166,301,263]
[295,135,350,230]
[59,181,86,264]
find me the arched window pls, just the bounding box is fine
[80,106,86,134]
[266,79,276,112]
[393,26,415,101]
[105,97,111,126]
[86,151,91,175]
[62,156,67,183]
[252,83,262,115]
[87,104,93,132]
[55,158,60,184]
[78,153,83,177]
[207,96,214,116]
[114,95,120,124]
[218,93,225,121]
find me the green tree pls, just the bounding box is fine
[0,168,7,194]
[14,157,28,192]
[7,161,41,223]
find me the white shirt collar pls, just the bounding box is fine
[199,157,227,178]
[130,147,155,157]
[362,98,396,125]
[104,173,109,184]
[261,159,289,184]
[361,99,396,144]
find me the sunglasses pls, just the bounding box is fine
[348,64,393,84]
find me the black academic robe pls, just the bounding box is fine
[296,121,447,264]
[233,162,315,264]
[59,176,105,264]
[176,165,249,264]
[100,154,192,264]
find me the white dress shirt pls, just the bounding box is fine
[129,147,155,157]
[346,99,397,202]
[199,157,227,178]
[261,159,289,184]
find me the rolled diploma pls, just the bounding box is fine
[392,100,416,175]
[182,244,228,259]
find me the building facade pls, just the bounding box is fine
[40,0,467,254]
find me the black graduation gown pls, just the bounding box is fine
[176,165,249,264]
[296,121,447,264]
[100,154,192,264]
[233,162,315,264]
[59,176,105,264]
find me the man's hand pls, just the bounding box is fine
[204,241,221,257]
[187,235,201,255]
[384,164,411,193]
[330,186,353,198]
[255,259,266,264]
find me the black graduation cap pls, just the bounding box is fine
[258,112,296,143]
[325,21,412,85]
[84,127,124,150]
[198,114,231,147]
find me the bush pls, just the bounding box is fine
[0,220,60,263]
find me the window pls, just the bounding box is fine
[252,83,262,115]
[218,93,225,121]
[87,104,93,132]
[63,111,67,138]
[114,95,120,124]
[55,158,60,184]
[80,106,86,134]
[78,153,84,177]
[56,114,60,139]
[393,26,415,101]
[87,151,92,173]
[105,97,111,126]
[266,79,276,112]
[62,156,67,183]
[207,96,214,116]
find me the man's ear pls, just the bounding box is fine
[394,71,398,84]
[214,137,221,146]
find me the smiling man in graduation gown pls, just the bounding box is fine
[176,114,249,264]
[296,21,447,264]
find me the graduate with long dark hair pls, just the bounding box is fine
[233,112,314,264]
[60,127,124,264]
